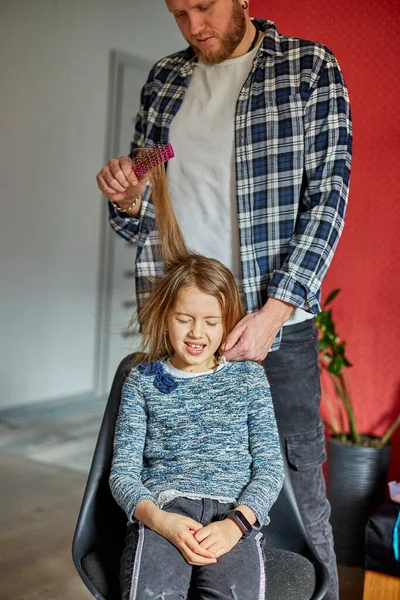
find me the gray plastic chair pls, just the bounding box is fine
[72,354,329,600]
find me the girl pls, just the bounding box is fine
[109,163,284,600]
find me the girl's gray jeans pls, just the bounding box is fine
[120,497,266,600]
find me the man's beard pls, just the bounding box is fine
[190,0,247,65]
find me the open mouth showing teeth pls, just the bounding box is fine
[185,343,205,350]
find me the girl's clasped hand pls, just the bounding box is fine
[150,508,243,565]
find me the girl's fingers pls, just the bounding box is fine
[183,518,203,532]
[182,546,217,565]
[186,558,215,566]
[183,533,215,558]
[193,527,210,542]
[211,545,227,558]
[199,537,217,550]
[196,530,217,549]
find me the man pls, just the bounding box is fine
[96,1,352,598]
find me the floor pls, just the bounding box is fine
[0,454,92,600]
[0,392,106,473]
[0,395,365,599]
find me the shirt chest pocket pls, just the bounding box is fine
[263,92,305,159]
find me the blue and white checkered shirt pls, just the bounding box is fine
[109,19,352,351]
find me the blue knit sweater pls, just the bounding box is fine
[109,360,284,526]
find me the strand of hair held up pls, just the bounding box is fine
[148,162,190,266]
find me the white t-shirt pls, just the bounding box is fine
[167,39,313,326]
[163,356,228,378]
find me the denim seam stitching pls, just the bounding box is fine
[255,532,266,600]
[129,524,145,600]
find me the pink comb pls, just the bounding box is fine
[132,143,175,176]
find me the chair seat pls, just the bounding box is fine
[80,547,316,600]
[264,549,316,600]
[81,550,119,600]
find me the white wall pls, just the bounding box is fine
[0,0,183,408]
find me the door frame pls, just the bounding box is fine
[94,50,153,395]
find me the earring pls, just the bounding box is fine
[242,1,248,8]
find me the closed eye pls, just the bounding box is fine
[206,322,219,327]
[176,318,190,324]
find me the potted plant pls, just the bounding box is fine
[315,289,400,566]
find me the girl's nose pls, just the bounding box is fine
[190,321,204,338]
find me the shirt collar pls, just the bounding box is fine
[253,19,283,57]
[177,47,197,76]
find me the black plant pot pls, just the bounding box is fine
[327,435,391,566]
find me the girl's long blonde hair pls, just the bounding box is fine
[135,160,244,363]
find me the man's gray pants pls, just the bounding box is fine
[263,319,338,600]
[120,497,266,600]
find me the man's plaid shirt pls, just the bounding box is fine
[109,19,352,351]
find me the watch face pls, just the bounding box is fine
[235,511,252,534]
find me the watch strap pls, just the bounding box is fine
[224,509,252,537]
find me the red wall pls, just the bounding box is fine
[251,0,400,479]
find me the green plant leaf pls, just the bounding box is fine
[378,414,400,447]
[323,288,341,308]
[318,339,331,351]
[326,333,338,346]
[328,358,344,377]
[316,311,331,328]
[318,290,363,444]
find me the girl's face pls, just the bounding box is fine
[167,285,224,372]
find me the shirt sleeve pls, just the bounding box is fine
[107,202,141,243]
[268,52,352,314]
[237,363,284,526]
[109,368,156,521]
[108,64,156,244]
